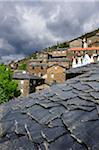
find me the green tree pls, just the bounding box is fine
[0,64,20,104]
[19,63,27,70]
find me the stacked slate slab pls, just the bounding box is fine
[0,62,99,150]
[66,62,99,74]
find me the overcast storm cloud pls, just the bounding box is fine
[0,0,99,63]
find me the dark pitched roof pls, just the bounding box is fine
[0,63,99,149]
[13,72,44,80]
[29,59,43,62]
[31,64,48,67]
[48,58,69,62]
[48,64,66,69]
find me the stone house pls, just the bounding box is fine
[37,50,67,60]
[88,40,99,47]
[48,50,67,58]
[36,52,51,61]
[69,28,99,48]
[27,58,70,80]
[13,71,45,97]
[87,35,99,47]
[69,38,83,48]
[67,47,99,68]
[67,29,99,68]
[46,64,66,84]
[27,62,48,77]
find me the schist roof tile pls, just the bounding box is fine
[66,62,99,74]
[13,73,44,80]
[0,62,99,149]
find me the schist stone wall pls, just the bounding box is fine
[19,80,30,97]
[46,65,66,84]
[69,38,82,48]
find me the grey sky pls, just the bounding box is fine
[0,0,99,62]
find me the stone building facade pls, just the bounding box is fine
[19,79,30,97]
[27,62,48,77]
[27,49,70,86]
[67,29,99,68]
[69,38,82,48]
[87,35,99,47]
[48,50,67,58]
[68,47,99,68]
[36,52,51,61]
[46,64,66,84]
[13,72,45,97]
[69,30,99,49]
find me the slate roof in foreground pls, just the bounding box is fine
[66,62,98,74]
[0,63,99,149]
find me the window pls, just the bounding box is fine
[33,80,36,85]
[62,51,65,53]
[55,66,58,70]
[21,80,24,85]
[21,89,23,93]
[41,73,43,77]
[51,73,54,78]
[41,66,43,69]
